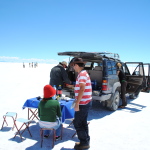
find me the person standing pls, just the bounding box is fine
[23,62,25,68]
[117,62,127,108]
[71,58,92,150]
[49,61,71,89]
[38,85,62,139]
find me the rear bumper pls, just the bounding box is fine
[92,94,111,101]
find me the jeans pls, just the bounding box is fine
[73,102,90,145]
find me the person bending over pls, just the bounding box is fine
[49,61,71,89]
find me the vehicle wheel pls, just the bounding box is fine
[109,91,120,111]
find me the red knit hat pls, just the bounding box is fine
[43,85,56,98]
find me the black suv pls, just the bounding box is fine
[58,52,150,111]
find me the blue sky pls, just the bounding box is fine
[0,0,150,64]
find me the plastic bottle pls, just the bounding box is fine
[57,85,62,98]
[56,95,60,100]
[52,85,56,100]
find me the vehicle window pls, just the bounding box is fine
[113,69,117,74]
[85,62,100,70]
[93,62,99,68]
[112,62,117,74]
[85,62,92,67]
[84,62,93,70]
[107,61,117,75]
[125,63,144,76]
[143,65,149,76]
[107,62,112,75]
[99,62,103,67]
[122,63,130,75]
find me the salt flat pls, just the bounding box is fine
[0,62,150,150]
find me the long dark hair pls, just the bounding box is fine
[42,97,52,101]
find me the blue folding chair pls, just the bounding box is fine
[1,112,17,130]
[13,118,32,141]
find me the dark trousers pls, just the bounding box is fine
[121,81,127,106]
[73,102,90,145]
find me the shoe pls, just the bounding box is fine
[75,142,80,145]
[44,135,49,138]
[118,105,125,108]
[74,143,90,149]
[75,139,90,145]
[55,136,61,140]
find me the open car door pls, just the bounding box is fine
[123,62,146,97]
[141,63,150,93]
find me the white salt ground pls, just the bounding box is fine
[0,62,150,150]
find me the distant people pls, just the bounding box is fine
[49,61,71,89]
[38,85,62,139]
[23,62,25,68]
[71,58,92,150]
[36,62,38,67]
[34,62,36,68]
[32,62,33,68]
[117,62,127,108]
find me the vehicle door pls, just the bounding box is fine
[142,63,150,92]
[58,51,103,82]
[123,62,146,94]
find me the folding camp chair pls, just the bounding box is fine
[68,118,74,127]
[28,108,39,120]
[40,124,63,148]
[13,118,32,141]
[1,112,17,130]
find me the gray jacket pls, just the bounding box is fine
[49,64,71,88]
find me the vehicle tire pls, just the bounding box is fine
[109,91,120,111]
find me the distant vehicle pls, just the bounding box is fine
[58,51,150,111]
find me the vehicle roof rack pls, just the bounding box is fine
[58,51,120,61]
[97,52,120,61]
